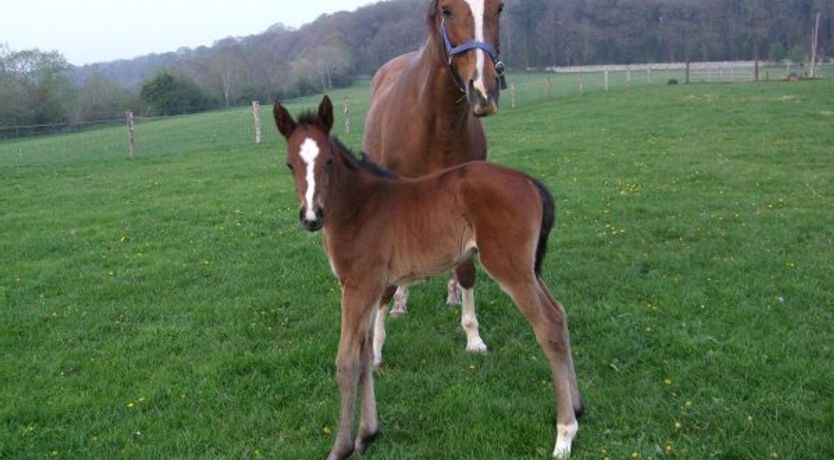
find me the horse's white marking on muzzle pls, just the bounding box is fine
[299,138,320,222]
[464,0,488,100]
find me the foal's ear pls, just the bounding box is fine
[273,102,296,139]
[318,96,334,133]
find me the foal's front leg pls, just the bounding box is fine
[328,285,382,460]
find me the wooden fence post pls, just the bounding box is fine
[343,96,350,133]
[126,111,135,159]
[604,71,609,92]
[252,101,262,144]
[510,83,516,108]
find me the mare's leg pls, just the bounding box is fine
[328,284,383,460]
[372,286,397,369]
[446,276,462,305]
[455,259,487,353]
[390,285,409,316]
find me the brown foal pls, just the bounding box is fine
[273,96,582,459]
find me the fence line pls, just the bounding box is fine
[2,61,832,147]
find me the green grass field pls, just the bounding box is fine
[2,75,833,459]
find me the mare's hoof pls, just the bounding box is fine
[466,338,488,353]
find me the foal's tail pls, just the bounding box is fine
[532,178,556,276]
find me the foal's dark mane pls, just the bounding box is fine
[331,137,397,179]
[296,112,396,180]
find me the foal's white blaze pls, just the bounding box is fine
[553,421,578,459]
[299,138,320,221]
[463,0,488,99]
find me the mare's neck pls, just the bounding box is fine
[417,33,471,126]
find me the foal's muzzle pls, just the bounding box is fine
[299,206,324,232]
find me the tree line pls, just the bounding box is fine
[1,0,831,134]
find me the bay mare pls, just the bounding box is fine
[274,96,582,459]
[363,0,507,356]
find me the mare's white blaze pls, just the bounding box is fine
[464,0,488,99]
[553,421,578,459]
[299,138,320,221]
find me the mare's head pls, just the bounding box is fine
[429,0,506,117]
[273,96,337,232]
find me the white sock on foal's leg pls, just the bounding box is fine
[552,420,578,459]
[461,287,487,352]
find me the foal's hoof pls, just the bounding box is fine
[389,304,407,317]
[354,430,379,456]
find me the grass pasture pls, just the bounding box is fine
[2,76,833,459]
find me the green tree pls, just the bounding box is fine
[139,71,215,116]
[0,47,73,127]
[787,45,807,63]
[769,42,786,61]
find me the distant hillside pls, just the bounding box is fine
[5,0,831,133]
[74,0,832,104]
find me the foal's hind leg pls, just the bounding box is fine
[480,249,579,458]
[502,278,579,458]
[455,260,487,353]
[538,278,583,417]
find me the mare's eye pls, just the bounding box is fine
[442,6,452,18]
[325,157,334,166]
[286,162,293,171]
[498,3,504,14]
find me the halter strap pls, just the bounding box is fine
[439,19,508,93]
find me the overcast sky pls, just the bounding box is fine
[1,0,377,66]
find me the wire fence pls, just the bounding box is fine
[2,61,832,155]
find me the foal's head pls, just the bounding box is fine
[429,0,505,117]
[273,96,337,232]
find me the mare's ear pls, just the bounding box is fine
[273,102,296,139]
[318,96,334,133]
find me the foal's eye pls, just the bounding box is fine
[441,6,452,18]
[325,157,334,167]
[286,162,293,171]
[498,3,504,14]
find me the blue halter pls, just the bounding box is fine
[439,18,508,92]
